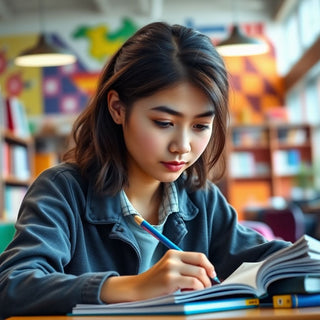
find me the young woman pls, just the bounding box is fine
[0,22,289,317]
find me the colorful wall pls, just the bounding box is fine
[0,18,284,133]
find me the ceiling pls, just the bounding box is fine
[0,0,290,22]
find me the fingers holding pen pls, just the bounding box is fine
[158,250,212,289]
[178,250,216,287]
[141,250,215,293]
[100,249,217,303]
[132,216,219,286]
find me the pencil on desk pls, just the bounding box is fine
[133,215,220,284]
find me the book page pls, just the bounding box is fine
[222,261,264,292]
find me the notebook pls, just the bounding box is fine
[72,297,259,315]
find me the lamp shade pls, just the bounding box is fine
[216,25,269,57]
[14,34,76,67]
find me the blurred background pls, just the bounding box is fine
[0,0,320,243]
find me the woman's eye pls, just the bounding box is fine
[154,120,172,128]
[194,124,210,131]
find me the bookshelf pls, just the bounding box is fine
[224,123,320,219]
[0,94,34,222]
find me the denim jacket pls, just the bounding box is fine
[0,163,289,317]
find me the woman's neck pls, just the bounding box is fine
[124,180,163,225]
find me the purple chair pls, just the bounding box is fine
[261,204,306,243]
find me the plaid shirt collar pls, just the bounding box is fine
[120,182,179,224]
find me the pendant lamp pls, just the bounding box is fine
[14,0,76,67]
[14,34,76,67]
[216,25,269,57]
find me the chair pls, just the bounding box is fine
[240,220,277,241]
[260,204,306,243]
[0,222,15,254]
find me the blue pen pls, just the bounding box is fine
[133,215,220,284]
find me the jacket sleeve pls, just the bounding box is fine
[204,182,291,281]
[0,167,117,318]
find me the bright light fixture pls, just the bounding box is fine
[216,25,269,57]
[15,34,76,67]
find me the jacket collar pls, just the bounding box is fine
[84,178,199,224]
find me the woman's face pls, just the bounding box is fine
[122,82,215,185]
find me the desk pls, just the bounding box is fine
[7,308,320,320]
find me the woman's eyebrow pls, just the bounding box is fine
[151,106,215,118]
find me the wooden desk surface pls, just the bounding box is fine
[7,307,320,320]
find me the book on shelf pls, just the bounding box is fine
[5,97,30,138]
[232,127,268,147]
[72,235,320,316]
[4,185,28,221]
[273,149,301,175]
[230,152,256,178]
[277,127,308,145]
[2,142,10,177]
[11,144,31,180]
[3,143,31,180]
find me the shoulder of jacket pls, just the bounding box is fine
[37,162,83,183]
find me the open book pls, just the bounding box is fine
[72,235,320,315]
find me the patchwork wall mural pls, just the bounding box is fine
[187,20,284,124]
[224,38,284,124]
[0,18,138,119]
[0,18,284,128]
[0,34,42,115]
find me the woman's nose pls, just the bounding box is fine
[169,130,191,154]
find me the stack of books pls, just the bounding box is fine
[72,235,320,316]
[263,272,320,309]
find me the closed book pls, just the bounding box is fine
[72,297,259,315]
[273,294,320,308]
[268,275,320,295]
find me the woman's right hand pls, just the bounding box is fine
[100,249,216,303]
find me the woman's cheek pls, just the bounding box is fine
[195,135,211,155]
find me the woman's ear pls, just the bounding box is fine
[107,90,125,124]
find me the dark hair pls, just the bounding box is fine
[63,21,229,194]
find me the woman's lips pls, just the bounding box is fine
[161,161,186,172]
